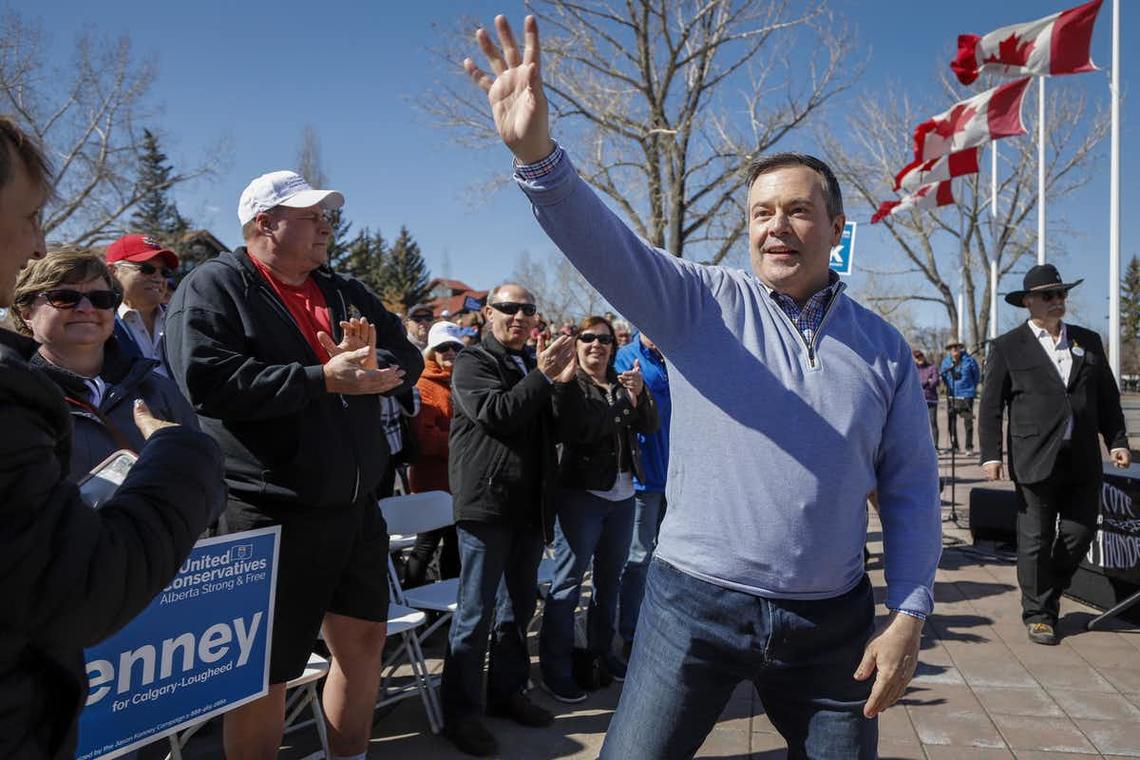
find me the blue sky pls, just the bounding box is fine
[20,0,1137,336]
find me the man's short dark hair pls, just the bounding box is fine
[0,116,52,197]
[745,152,843,221]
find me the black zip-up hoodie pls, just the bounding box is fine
[164,247,423,512]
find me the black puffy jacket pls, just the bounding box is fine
[164,248,423,512]
[0,328,225,758]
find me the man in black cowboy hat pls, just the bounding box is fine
[979,264,1131,645]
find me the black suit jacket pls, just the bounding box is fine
[978,322,1128,485]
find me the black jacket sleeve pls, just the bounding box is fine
[451,349,554,436]
[978,340,1010,465]
[0,402,225,648]
[633,386,660,435]
[1086,332,1129,451]
[165,301,327,421]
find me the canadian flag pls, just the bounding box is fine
[951,0,1102,86]
[894,147,981,194]
[912,78,1030,163]
[871,181,956,225]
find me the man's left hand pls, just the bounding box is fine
[854,611,923,718]
[318,318,378,370]
[1111,449,1132,469]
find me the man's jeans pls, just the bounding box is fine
[601,559,877,760]
[618,490,666,641]
[539,490,635,684]
[440,520,544,722]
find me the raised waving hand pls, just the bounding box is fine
[464,15,555,164]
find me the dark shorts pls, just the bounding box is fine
[220,497,390,684]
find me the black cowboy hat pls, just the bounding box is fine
[1004,264,1083,307]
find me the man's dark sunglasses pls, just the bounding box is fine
[126,261,176,278]
[409,314,434,323]
[39,288,122,310]
[490,301,537,317]
[578,332,614,345]
[1038,289,1068,303]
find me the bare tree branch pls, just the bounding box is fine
[425,0,860,260]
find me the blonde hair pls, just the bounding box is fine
[11,247,117,336]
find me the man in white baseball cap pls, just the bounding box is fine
[237,170,344,229]
[166,168,423,760]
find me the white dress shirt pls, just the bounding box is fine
[1029,319,1073,441]
[117,302,167,371]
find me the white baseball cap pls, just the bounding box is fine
[427,321,466,352]
[237,170,345,226]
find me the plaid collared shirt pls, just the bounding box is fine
[767,271,841,346]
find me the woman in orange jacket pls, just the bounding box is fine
[405,320,465,587]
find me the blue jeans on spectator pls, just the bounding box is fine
[440,520,545,722]
[618,489,666,642]
[601,558,877,759]
[539,489,635,684]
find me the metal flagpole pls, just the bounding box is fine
[990,143,1000,347]
[1108,0,1122,381]
[1037,77,1047,265]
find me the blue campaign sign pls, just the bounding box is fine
[829,221,858,276]
[76,527,280,760]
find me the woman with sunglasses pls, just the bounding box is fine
[11,249,199,480]
[539,315,659,703]
[404,320,466,588]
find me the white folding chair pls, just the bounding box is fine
[378,601,443,734]
[165,653,331,760]
[380,492,459,642]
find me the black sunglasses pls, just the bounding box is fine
[490,301,537,317]
[409,314,434,323]
[38,288,122,310]
[435,342,464,353]
[578,332,614,345]
[1037,289,1068,303]
[125,261,176,278]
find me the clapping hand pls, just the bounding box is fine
[318,318,378,370]
[319,318,405,395]
[618,359,644,408]
[537,333,577,383]
[464,15,555,164]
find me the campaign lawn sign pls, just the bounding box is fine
[76,526,280,759]
[829,222,858,276]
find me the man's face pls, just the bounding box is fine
[949,345,962,361]
[406,311,433,342]
[264,204,332,272]
[0,150,48,308]
[1025,289,1067,323]
[484,285,536,350]
[747,166,843,301]
[114,255,169,311]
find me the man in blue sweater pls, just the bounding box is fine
[464,17,941,759]
[940,341,981,453]
[614,331,670,655]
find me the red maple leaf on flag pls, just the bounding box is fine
[932,104,977,138]
[983,33,1035,66]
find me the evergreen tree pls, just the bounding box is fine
[379,226,431,310]
[1123,255,1140,342]
[332,227,387,296]
[131,129,191,264]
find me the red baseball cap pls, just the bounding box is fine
[105,234,179,269]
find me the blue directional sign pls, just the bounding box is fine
[76,527,280,759]
[829,221,858,276]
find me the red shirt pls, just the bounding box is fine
[248,254,333,364]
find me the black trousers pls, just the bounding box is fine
[1015,447,1100,625]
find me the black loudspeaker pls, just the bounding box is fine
[969,487,1019,543]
